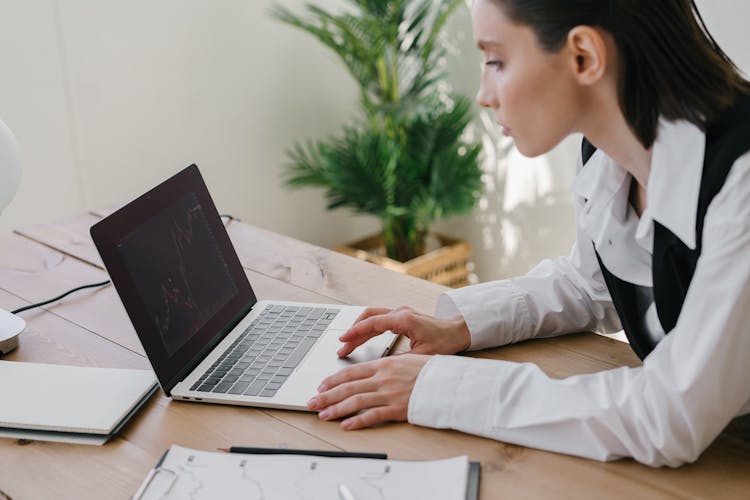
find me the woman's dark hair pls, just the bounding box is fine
[492,0,750,148]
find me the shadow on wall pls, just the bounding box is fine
[438,113,580,283]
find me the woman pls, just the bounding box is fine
[307,0,750,467]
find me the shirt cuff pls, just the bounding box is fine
[408,354,511,433]
[435,280,533,350]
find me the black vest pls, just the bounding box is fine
[584,94,750,360]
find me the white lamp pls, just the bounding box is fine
[0,117,25,354]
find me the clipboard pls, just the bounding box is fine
[134,445,480,500]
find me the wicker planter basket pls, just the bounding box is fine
[336,233,472,288]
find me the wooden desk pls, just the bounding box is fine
[1,213,749,499]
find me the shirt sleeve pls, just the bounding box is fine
[435,149,621,350]
[410,152,750,467]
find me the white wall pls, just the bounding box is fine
[1,1,748,283]
[0,0,379,245]
[696,0,750,74]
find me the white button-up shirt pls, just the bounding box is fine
[408,119,750,467]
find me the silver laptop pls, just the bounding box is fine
[90,164,396,410]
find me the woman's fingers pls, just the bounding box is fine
[336,308,392,357]
[316,359,379,393]
[341,406,404,430]
[308,374,379,412]
[337,306,470,357]
[352,307,392,325]
[337,309,414,357]
[317,391,390,421]
[309,355,430,430]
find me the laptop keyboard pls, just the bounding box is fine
[190,305,340,397]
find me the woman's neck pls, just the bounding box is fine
[582,106,653,189]
[581,104,653,217]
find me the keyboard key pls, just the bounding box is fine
[260,388,278,397]
[244,381,266,396]
[213,381,233,393]
[283,337,316,368]
[307,308,324,319]
[229,382,250,394]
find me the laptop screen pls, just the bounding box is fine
[91,165,257,394]
[117,191,238,357]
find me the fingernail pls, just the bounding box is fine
[317,382,326,392]
[307,397,319,410]
[341,420,352,430]
[319,409,330,420]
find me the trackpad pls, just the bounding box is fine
[289,330,396,399]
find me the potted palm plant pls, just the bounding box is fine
[272,0,483,286]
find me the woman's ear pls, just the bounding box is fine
[565,26,610,85]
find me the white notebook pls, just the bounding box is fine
[0,360,157,435]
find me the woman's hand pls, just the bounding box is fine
[336,306,471,358]
[307,354,431,430]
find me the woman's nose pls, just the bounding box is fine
[476,76,497,109]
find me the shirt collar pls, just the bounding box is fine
[570,119,705,250]
[570,147,628,211]
[647,119,705,249]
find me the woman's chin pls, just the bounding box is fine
[512,136,560,158]
[514,141,546,158]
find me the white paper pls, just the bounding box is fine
[136,445,469,500]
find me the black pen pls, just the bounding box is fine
[218,446,387,459]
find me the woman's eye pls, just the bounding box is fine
[485,60,504,70]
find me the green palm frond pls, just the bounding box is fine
[283,126,392,216]
[273,0,484,261]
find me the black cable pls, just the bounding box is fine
[11,280,111,315]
